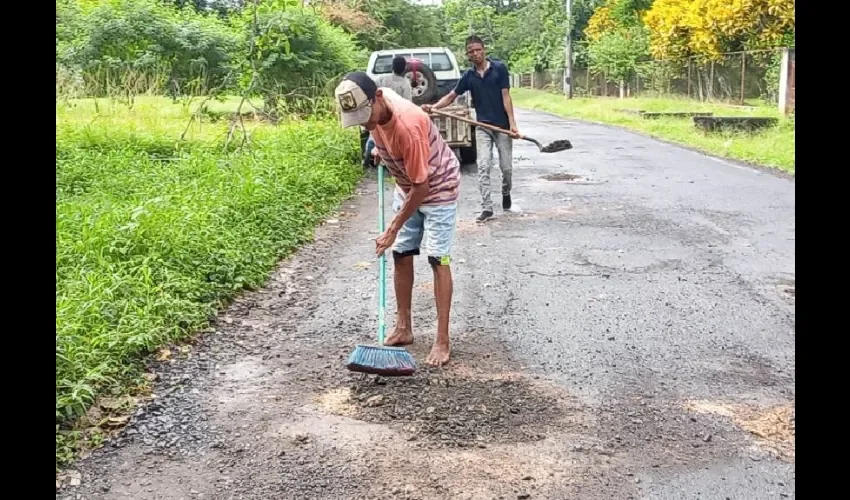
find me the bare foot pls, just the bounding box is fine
[425,341,451,366]
[384,327,414,346]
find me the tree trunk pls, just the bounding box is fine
[263,93,278,121]
[697,68,704,101]
[619,79,625,99]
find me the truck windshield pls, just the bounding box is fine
[372,53,454,74]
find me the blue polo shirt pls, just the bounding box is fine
[453,58,511,130]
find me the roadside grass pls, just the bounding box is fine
[56,96,361,467]
[511,89,795,174]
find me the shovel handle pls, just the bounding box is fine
[428,108,522,140]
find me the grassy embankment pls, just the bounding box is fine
[511,88,794,173]
[56,96,361,466]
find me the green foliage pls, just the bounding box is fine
[442,0,568,72]
[501,0,568,72]
[57,0,240,97]
[586,25,650,83]
[512,88,795,173]
[313,0,448,52]
[363,0,449,50]
[609,0,652,26]
[56,97,361,467]
[571,0,608,40]
[443,0,505,59]
[242,0,365,116]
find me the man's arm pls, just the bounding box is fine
[422,73,467,112]
[499,65,519,136]
[376,125,430,255]
[425,90,457,112]
[389,184,428,234]
[390,125,430,230]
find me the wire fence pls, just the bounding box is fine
[512,48,789,106]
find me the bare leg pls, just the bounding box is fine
[385,253,415,346]
[426,263,452,366]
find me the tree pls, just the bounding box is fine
[584,0,651,97]
[315,0,449,52]
[586,25,649,97]
[643,0,795,61]
[443,0,510,60]
[497,0,567,72]
[243,0,365,116]
[57,0,240,97]
[585,0,650,40]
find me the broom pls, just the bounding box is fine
[345,164,416,376]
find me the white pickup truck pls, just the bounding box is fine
[361,46,477,166]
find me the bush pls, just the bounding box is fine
[242,2,366,117]
[56,98,361,465]
[57,0,240,97]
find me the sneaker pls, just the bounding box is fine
[502,194,512,210]
[476,210,494,222]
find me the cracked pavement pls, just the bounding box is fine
[58,108,795,500]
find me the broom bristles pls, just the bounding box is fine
[345,344,416,376]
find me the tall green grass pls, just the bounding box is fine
[511,89,795,174]
[56,97,360,466]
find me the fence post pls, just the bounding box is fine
[740,53,746,104]
[778,48,795,114]
[708,61,714,100]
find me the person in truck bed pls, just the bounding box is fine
[423,35,520,223]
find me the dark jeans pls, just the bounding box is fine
[365,136,376,167]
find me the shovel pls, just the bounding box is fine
[429,108,573,153]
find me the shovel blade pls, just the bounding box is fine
[540,140,573,153]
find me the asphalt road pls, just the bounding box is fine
[58,108,795,500]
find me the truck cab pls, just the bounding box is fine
[366,47,468,105]
[362,47,476,165]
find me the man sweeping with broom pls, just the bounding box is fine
[335,72,460,369]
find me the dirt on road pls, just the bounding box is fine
[57,109,795,500]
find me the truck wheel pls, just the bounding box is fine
[459,127,477,165]
[405,62,438,105]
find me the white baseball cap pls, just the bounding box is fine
[334,72,378,127]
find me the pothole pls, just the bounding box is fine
[542,173,582,181]
[324,375,573,448]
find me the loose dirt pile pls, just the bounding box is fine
[318,373,571,448]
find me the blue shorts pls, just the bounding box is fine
[391,189,457,264]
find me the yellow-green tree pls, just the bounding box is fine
[643,0,795,60]
[583,0,652,97]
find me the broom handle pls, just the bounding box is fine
[377,165,387,344]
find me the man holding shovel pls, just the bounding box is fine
[335,72,461,367]
[423,35,520,222]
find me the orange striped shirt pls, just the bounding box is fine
[371,88,461,205]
